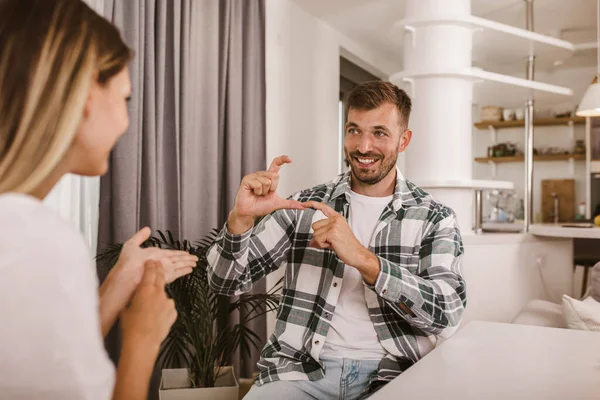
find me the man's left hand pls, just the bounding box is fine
[303,201,380,284]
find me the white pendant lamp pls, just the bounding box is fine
[576,0,600,117]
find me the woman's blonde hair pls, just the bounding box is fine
[0,0,133,194]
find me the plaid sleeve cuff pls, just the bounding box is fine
[374,256,404,303]
[369,256,421,322]
[218,222,254,255]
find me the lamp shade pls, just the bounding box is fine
[576,76,600,117]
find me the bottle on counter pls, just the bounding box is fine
[576,202,586,220]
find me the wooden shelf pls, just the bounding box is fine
[475,154,586,163]
[474,116,586,130]
[475,154,585,163]
[415,179,514,190]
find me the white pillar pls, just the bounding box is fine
[402,0,475,232]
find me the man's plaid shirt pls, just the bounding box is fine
[207,170,466,391]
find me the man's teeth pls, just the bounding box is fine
[357,158,375,164]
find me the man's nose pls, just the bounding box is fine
[356,134,374,154]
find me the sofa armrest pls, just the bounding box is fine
[512,299,566,328]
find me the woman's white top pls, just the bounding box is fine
[0,193,115,399]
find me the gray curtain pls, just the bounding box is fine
[97,0,266,396]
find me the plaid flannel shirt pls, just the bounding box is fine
[207,170,466,392]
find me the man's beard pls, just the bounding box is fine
[345,150,397,185]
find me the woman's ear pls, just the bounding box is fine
[83,73,101,118]
[83,92,93,118]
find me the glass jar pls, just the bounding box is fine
[574,139,586,155]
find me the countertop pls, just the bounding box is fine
[530,223,600,239]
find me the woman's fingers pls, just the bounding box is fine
[140,259,161,286]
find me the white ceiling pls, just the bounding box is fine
[292,0,597,74]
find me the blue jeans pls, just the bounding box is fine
[243,357,380,400]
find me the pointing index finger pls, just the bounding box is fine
[303,201,338,218]
[268,155,292,173]
[141,260,159,285]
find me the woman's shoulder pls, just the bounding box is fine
[0,193,91,271]
[0,192,82,233]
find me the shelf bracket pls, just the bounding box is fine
[488,160,497,178]
[488,125,497,144]
[470,26,484,43]
[404,26,416,48]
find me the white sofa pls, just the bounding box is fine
[512,299,567,328]
[512,262,600,331]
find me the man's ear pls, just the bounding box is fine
[399,129,412,152]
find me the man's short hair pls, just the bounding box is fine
[346,81,412,129]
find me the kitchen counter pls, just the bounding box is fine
[530,223,600,239]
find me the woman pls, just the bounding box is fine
[0,0,198,399]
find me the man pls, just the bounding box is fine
[207,81,466,399]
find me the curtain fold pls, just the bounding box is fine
[98,0,266,397]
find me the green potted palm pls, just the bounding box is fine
[97,230,281,400]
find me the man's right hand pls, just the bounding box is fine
[228,155,305,234]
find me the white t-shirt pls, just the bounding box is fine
[0,193,115,399]
[321,191,393,360]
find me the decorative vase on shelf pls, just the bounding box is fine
[574,140,586,155]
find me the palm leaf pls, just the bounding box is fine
[95,243,123,266]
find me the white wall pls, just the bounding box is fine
[265,0,340,199]
[473,65,597,220]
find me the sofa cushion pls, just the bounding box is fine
[562,295,600,331]
[511,299,566,328]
